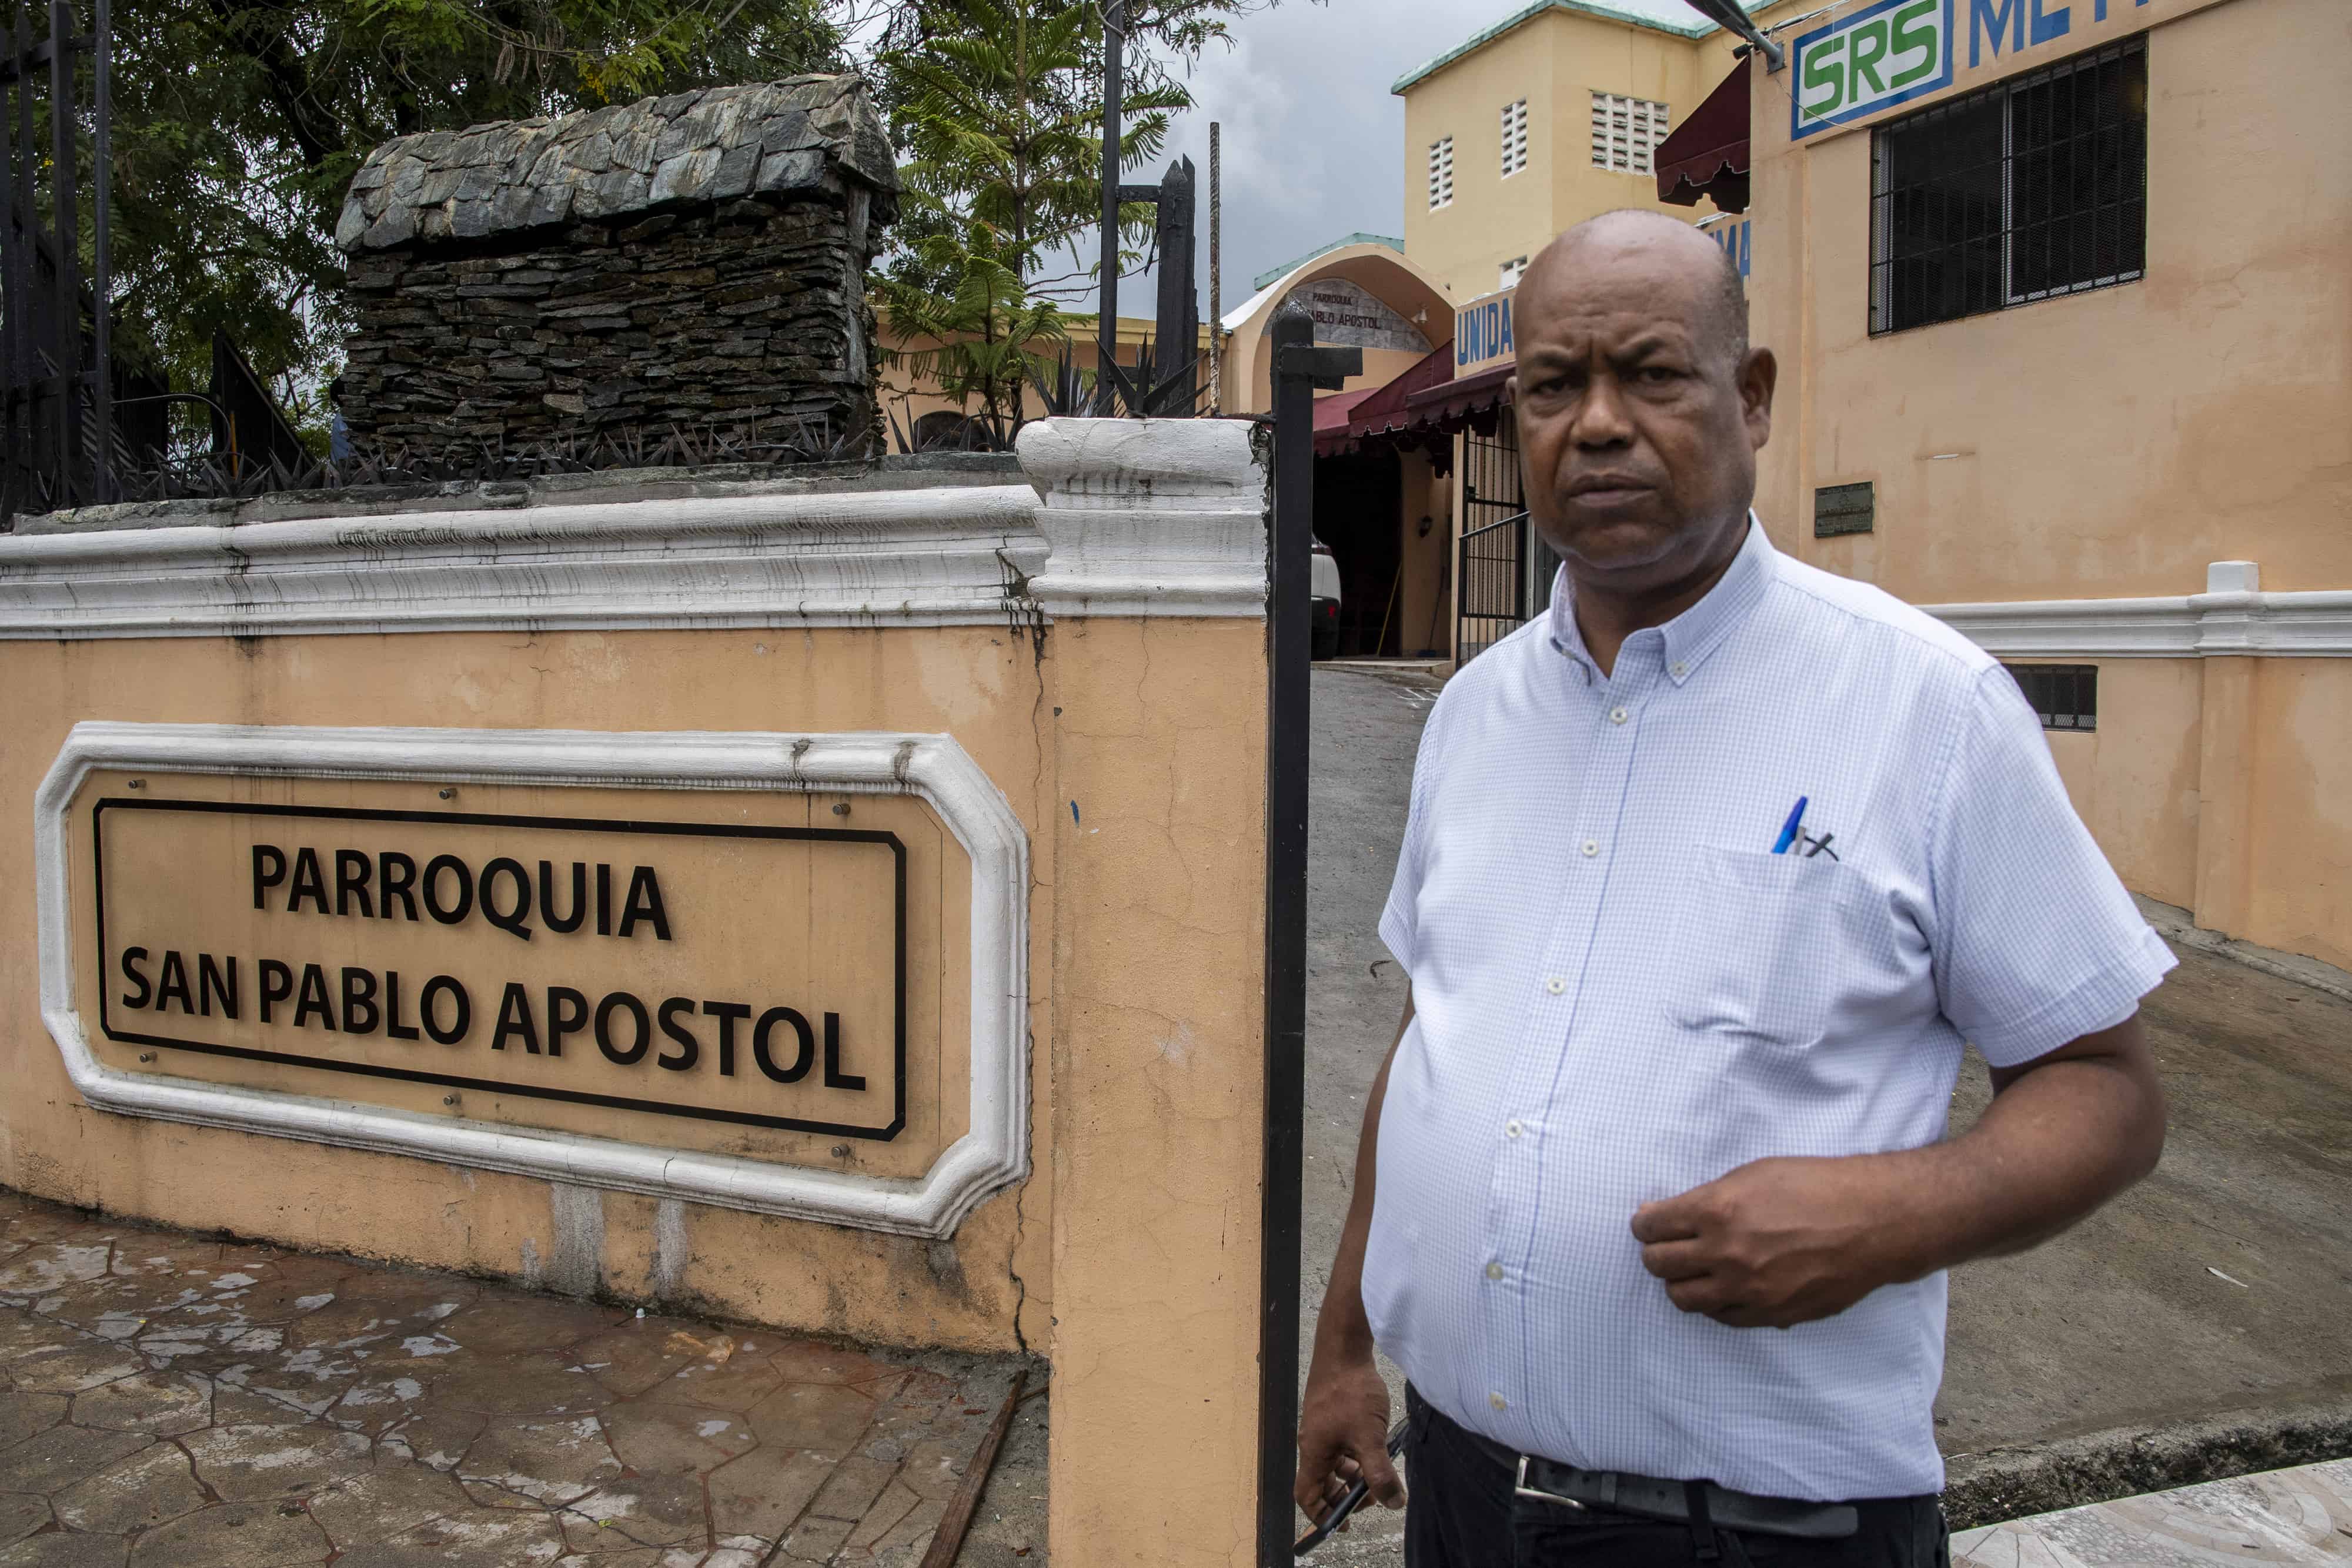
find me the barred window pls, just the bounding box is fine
[1870,37,2146,335]
[1501,99,1529,176]
[2006,664,2098,731]
[1590,93,1669,175]
[1428,136,1455,209]
[1498,255,1529,292]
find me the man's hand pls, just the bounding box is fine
[1295,1349,1404,1525]
[1632,1155,1907,1329]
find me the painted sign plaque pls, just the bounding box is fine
[1282,279,1431,355]
[40,724,1029,1237]
[1455,287,1516,377]
[94,798,908,1142]
[1792,0,1955,139]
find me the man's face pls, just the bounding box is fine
[1509,235,1775,595]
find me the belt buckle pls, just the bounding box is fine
[1514,1455,1586,1510]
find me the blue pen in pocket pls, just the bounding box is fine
[1770,796,1809,855]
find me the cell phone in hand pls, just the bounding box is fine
[1294,1420,1409,1556]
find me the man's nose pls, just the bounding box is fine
[1571,376,1635,447]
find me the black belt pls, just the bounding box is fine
[1446,1413,1859,1541]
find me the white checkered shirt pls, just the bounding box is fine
[1368,517,2173,1501]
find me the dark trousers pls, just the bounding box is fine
[1402,1387,1950,1568]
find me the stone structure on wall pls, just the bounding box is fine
[334,75,897,454]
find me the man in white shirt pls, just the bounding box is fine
[1294,210,2172,1565]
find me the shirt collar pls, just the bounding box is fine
[1546,513,1776,686]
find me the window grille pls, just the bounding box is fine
[1501,99,1529,176]
[1870,37,2146,335]
[2006,664,2099,731]
[1428,137,1454,209]
[1498,255,1529,292]
[1589,93,1669,175]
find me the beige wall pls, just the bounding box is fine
[1742,0,2352,967]
[0,435,1278,1565]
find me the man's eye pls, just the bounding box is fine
[1639,366,1681,383]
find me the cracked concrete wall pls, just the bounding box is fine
[1044,614,1269,1568]
[0,623,1055,1357]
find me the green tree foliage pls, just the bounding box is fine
[105,0,846,412]
[870,0,1251,440]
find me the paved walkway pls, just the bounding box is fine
[0,1189,1040,1567]
[1954,1458,2352,1564]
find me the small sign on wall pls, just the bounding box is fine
[1282,278,1432,355]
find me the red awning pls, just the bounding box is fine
[1655,61,1750,213]
[1311,387,1381,438]
[1397,362,1514,436]
[1314,339,1458,456]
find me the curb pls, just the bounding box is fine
[2134,895,2352,1005]
[1943,1390,2352,1529]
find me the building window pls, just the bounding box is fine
[2007,664,2099,731]
[1498,255,1529,292]
[1428,137,1454,209]
[1590,93,1669,175]
[1501,99,1528,176]
[1870,37,2146,335]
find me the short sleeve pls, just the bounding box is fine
[1928,664,2176,1066]
[1378,696,1450,977]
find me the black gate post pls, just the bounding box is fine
[1259,297,1358,1566]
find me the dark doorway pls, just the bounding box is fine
[1312,444,1404,658]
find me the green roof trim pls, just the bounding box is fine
[1250,233,1405,292]
[1391,0,1760,95]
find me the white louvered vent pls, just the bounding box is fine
[1590,92,1671,175]
[1428,136,1455,209]
[1501,99,1528,176]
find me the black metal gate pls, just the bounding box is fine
[1,0,114,520]
[1455,410,1536,662]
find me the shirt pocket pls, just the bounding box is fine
[1661,845,1869,1047]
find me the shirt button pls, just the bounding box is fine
[1505,1119,1524,1139]
[1486,1262,1505,1281]
[1609,706,1629,725]
[1544,977,1564,995]
[1490,1392,1509,1413]
[1581,840,1599,857]
[1671,661,1689,678]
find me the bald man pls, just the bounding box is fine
[1295,212,2171,1565]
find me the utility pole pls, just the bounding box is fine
[1096,0,1124,408]
[1209,122,1221,417]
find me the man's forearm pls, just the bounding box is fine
[1884,1013,2166,1276]
[1633,1011,2166,1328]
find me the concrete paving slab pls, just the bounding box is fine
[1953,1457,2352,1564]
[0,1189,1039,1565]
[1295,667,2352,1563]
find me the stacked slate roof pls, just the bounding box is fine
[335,74,898,253]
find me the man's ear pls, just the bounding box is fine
[1739,347,1778,451]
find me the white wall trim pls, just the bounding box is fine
[1923,563,2352,658]
[0,487,1050,641]
[1014,418,1268,618]
[36,721,1030,1240]
[0,419,1274,639]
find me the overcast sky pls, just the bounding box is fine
[1072,0,1725,318]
